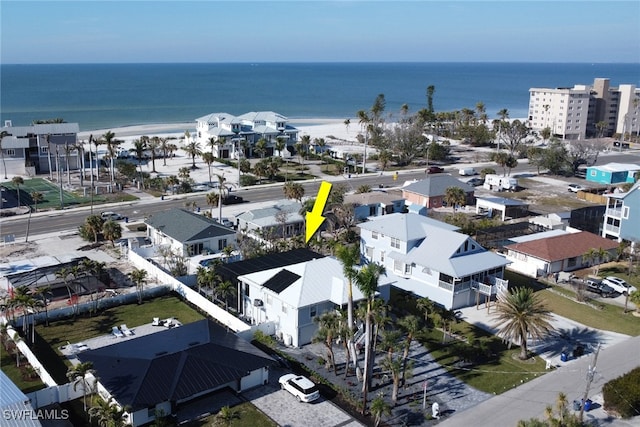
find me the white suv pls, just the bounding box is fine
[279,374,320,403]
[101,211,123,221]
[602,276,637,296]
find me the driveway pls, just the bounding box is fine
[243,366,365,427]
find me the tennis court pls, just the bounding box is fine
[2,178,95,209]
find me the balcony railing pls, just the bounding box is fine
[605,208,623,218]
[438,281,454,292]
[604,223,620,234]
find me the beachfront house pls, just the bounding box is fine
[0,121,80,177]
[237,256,392,348]
[358,213,510,310]
[602,181,640,242]
[145,208,237,257]
[195,111,299,159]
[77,319,274,427]
[401,175,475,209]
[504,230,619,278]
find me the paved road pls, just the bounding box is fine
[438,334,640,427]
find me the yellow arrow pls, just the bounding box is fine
[305,181,332,243]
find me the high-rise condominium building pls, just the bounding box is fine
[528,78,639,141]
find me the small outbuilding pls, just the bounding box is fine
[475,196,529,221]
[585,162,640,185]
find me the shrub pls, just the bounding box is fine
[603,366,640,418]
[240,175,256,186]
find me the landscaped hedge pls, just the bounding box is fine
[603,366,640,418]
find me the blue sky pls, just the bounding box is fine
[2,1,639,64]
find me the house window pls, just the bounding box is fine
[6,149,15,156]
[372,231,379,240]
[590,170,596,176]
[390,237,400,249]
[365,246,374,259]
[380,251,385,263]
[266,295,272,305]
[394,259,403,272]
[148,407,156,418]
[218,239,227,251]
[282,304,288,314]
[40,146,48,154]
[567,257,577,267]
[309,305,317,318]
[404,263,412,274]
[244,283,249,297]
[622,206,629,219]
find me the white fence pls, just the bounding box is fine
[128,249,251,334]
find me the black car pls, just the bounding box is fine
[221,195,244,205]
[584,278,615,296]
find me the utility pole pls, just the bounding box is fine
[579,344,600,422]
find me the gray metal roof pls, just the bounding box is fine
[476,196,529,206]
[403,174,474,197]
[358,213,459,241]
[77,319,274,411]
[237,200,303,227]
[2,122,79,136]
[145,208,235,242]
[0,371,43,427]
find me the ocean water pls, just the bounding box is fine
[1,62,639,131]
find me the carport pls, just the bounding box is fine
[476,196,529,221]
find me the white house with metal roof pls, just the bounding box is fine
[236,200,304,240]
[358,213,510,310]
[194,111,299,159]
[0,371,43,427]
[237,256,392,348]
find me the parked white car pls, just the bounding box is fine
[101,211,123,221]
[279,374,320,403]
[602,276,637,296]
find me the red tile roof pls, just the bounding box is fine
[505,231,618,262]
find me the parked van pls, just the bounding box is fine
[483,174,518,191]
[458,167,477,176]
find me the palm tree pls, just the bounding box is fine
[102,220,122,247]
[202,152,215,184]
[206,191,219,217]
[166,175,179,194]
[370,394,391,427]
[83,214,105,243]
[335,244,361,379]
[148,136,160,173]
[492,287,553,360]
[214,173,228,222]
[183,141,203,169]
[215,279,236,311]
[11,176,24,206]
[582,247,609,276]
[128,268,148,304]
[315,138,327,170]
[283,182,304,203]
[32,285,52,326]
[398,314,420,388]
[30,191,44,212]
[196,266,214,294]
[417,296,435,326]
[160,137,172,166]
[130,137,148,185]
[88,397,129,427]
[0,130,9,179]
[66,361,96,411]
[46,134,54,181]
[313,311,340,373]
[436,308,458,344]
[354,262,386,414]
[444,186,466,212]
[255,138,268,159]
[274,137,287,158]
[216,406,239,427]
[101,131,120,192]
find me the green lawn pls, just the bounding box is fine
[417,322,548,395]
[505,270,640,336]
[0,346,46,393]
[1,177,138,210]
[183,402,277,427]
[34,294,205,383]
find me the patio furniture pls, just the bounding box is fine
[112,326,124,338]
[152,317,163,326]
[120,324,134,336]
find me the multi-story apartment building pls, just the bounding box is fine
[528,78,639,140]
